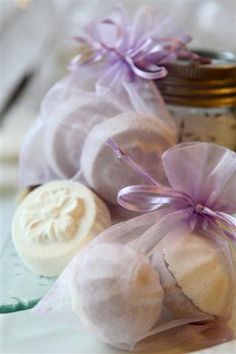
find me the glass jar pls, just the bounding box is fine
[156,50,236,150]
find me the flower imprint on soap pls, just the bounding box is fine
[22,187,84,243]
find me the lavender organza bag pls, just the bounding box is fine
[19,6,205,187]
[34,142,236,351]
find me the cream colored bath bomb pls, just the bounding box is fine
[153,233,233,319]
[70,243,164,346]
[80,111,175,204]
[12,180,111,277]
[153,249,208,319]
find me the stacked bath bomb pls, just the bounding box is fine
[81,111,175,203]
[67,231,234,347]
[152,233,234,320]
[69,242,164,346]
[13,107,175,276]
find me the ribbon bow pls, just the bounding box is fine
[107,138,236,242]
[69,7,208,80]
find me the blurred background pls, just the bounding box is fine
[0,0,236,246]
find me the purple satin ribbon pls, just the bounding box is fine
[69,10,208,80]
[107,138,236,242]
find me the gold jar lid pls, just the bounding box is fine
[156,50,236,108]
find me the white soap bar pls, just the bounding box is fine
[12,180,111,277]
[81,111,176,204]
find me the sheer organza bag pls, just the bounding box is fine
[19,6,204,201]
[34,142,236,351]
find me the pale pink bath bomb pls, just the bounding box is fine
[44,94,121,178]
[69,243,164,346]
[81,111,175,203]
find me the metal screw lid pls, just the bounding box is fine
[156,50,236,108]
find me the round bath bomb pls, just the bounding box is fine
[153,248,207,319]
[44,94,120,179]
[70,243,164,346]
[12,180,111,277]
[81,111,175,203]
[152,233,233,319]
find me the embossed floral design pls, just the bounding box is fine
[22,187,84,243]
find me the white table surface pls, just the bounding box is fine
[1,309,235,354]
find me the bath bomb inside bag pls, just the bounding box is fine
[152,233,234,319]
[43,93,121,179]
[69,243,164,346]
[81,111,175,203]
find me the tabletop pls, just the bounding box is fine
[1,309,235,354]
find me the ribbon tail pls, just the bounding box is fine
[107,138,161,186]
[204,208,236,243]
[126,56,168,79]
